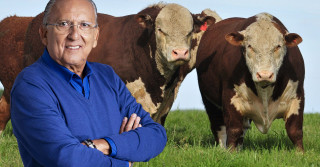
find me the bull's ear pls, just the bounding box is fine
[285,33,302,47]
[193,15,216,32]
[225,32,244,46]
[135,14,153,29]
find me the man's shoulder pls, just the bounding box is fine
[88,62,116,76]
[88,62,122,86]
[16,59,47,82]
[11,59,51,95]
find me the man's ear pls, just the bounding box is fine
[39,25,48,46]
[135,14,153,29]
[93,27,100,48]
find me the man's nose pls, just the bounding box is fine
[67,25,81,40]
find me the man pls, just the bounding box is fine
[10,0,167,166]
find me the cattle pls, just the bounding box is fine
[196,13,304,151]
[0,3,221,133]
[0,16,34,134]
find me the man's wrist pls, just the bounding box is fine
[83,139,97,149]
[104,137,117,157]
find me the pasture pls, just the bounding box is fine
[1,110,319,166]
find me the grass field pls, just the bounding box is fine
[1,110,319,167]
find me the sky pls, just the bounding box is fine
[0,0,319,113]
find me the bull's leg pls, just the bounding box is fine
[285,113,304,152]
[160,112,169,126]
[202,96,227,148]
[151,112,165,125]
[223,101,244,151]
[0,90,10,134]
[240,118,251,149]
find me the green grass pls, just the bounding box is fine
[0,89,3,96]
[0,120,23,166]
[1,110,319,167]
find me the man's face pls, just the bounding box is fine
[40,0,99,71]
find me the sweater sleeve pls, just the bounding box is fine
[106,70,167,162]
[10,80,129,167]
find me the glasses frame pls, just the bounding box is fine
[45,21,98,33]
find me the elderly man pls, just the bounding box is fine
[10,0,167,166]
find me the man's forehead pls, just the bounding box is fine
[49,0,96,21]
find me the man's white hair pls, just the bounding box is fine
[42,0,98,25]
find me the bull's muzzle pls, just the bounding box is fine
[171,49,189,61]
[256,70,274,82]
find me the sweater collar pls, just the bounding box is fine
[41,48,93,82]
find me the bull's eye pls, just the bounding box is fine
[187,31,192,37]
[274,45,281,52]
[157,28,166,36]
[247,45,255,52]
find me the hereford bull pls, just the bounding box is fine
[196,13,304,151]
[0,3,220,133]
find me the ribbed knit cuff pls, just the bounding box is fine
[104,137,117,157]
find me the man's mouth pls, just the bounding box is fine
[66,45,81,49]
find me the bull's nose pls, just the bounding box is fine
[171,49,189,61]
[256,71,274,82]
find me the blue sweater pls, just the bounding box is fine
[10,51,167,167]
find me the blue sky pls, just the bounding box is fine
[0,0,319,113]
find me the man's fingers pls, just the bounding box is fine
[132,116,141,129]
[119,117,128,134]
[125,113,136,132]
[138,124,142,128]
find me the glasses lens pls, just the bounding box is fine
[79,22,96,33]
[50,21,96,33]
[56,21,70,32]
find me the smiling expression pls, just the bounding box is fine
[40,0,99,77]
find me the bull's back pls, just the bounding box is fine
[196,18,246,104]
[23,13,45,67]
[0,16,33,96]
[89,13,156,83]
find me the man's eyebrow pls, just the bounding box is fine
[56,19,94,23]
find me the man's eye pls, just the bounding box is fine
[81,23,90,27]
[58,21,69,27]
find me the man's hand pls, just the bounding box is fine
[82,114,142,157]
[82,139,111,155]
[120,114,142,167]
[119,113,142,134]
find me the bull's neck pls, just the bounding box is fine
[155,52,179,81]
[255,83,275,114]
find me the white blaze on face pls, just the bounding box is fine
[155,4,194,76]
[231,80,300,133]
[240,13,287,83]
[126,77,161,115]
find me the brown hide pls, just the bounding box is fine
[0,16,33,131]
[196,15,304,151]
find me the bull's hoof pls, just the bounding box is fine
[296,146,304,153]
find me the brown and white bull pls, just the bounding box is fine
[196,13,304,151]
[0,3,220,133]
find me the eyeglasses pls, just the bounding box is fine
[45,21,98,33]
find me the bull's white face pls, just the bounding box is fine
[226,13,302,87]
[240,16,286,86]
[155,4,193,67]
